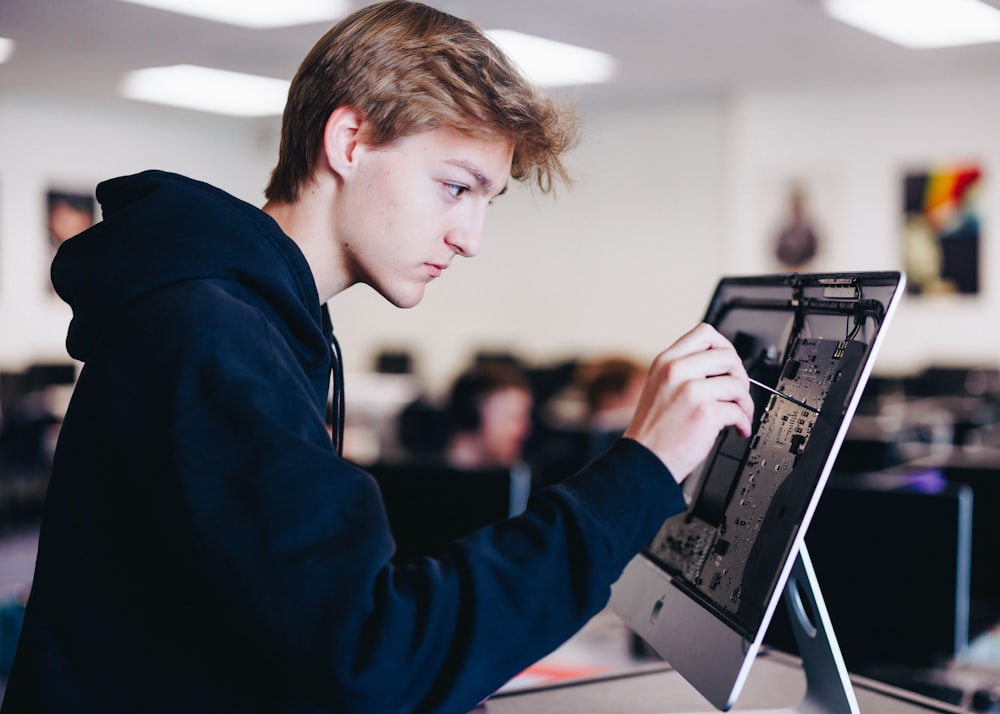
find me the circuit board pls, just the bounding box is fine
[645,335,866,634]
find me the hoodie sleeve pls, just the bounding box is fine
[165,368,684,713]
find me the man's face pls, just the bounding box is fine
[479,387,533,466]
[337,126,513,308]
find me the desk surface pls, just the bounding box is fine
[486,652,969,714]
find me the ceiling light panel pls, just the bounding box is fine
[0,38,14,64]
[824,0,1000,48]
[116,0,349,28]
[122,65,289,116]
[485,30,617,87]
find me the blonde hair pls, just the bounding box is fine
[265,0,578,202]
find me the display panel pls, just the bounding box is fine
[611,271,905,712]
[647,336,865,637]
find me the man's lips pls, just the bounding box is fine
[426,262,448,278]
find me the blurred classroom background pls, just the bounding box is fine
[2,0,1000,709]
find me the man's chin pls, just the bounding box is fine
[374,283,426,309]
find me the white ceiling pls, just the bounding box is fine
[3,0,1000,113]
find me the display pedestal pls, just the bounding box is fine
[734,544,859,714]
[489,545,971,713]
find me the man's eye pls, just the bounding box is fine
[446,183,469,199]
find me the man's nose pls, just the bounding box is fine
[445,206,487,258]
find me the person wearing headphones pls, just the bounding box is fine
[444,361,534,470]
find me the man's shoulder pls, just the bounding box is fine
[104,280,277,364]
[148,277,275,329]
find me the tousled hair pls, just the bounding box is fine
[265,0,578,203]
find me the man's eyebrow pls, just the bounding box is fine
[448,160,508,198]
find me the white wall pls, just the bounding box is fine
[0,90,729,393]
[0,92,276,369]
[725,72,1000,375]
[2,71,999,392]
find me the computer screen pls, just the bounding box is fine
[928,451,1000,638]
[611,271,905,711]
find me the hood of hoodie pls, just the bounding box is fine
[51,170,327,363]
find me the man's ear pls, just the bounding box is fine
[322,106,366,177]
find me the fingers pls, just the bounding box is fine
[655,324,747,385]
[659,342,746,383]
[681,374,754,437]
[659,322,741,362]
[625,324,756,479]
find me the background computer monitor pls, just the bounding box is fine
[766,468,972,673]
[611,271,905,711]
[366,461,531,563]
[911,450,1000,639]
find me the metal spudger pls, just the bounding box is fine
[749,377,820,414]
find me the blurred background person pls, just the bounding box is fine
[579,355,646,449]
[444,361,534,469]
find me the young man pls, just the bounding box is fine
[3,2,753,712]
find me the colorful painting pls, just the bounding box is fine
[903,165,981,295]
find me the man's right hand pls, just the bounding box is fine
[623,323,754,482]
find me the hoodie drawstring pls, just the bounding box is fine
[322,305,345,456]
[330,332,345,456]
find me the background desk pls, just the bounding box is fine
[487,651,970,714]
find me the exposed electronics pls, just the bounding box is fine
[611,271,905,712]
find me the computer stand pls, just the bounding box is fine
[737,544,860,714]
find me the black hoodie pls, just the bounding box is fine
[2,171,685,713]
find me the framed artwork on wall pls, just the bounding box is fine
[902,164,982,296]
[772,180,821,270]
[757,171,840,274]
[46,188,96,293]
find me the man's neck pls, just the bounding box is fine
[263,182,350,303]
